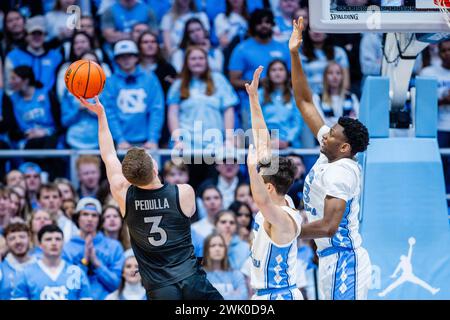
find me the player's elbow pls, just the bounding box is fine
[324,224,338,238]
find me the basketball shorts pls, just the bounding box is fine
[318,247,372,300]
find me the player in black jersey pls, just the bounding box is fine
[78,96,223,300]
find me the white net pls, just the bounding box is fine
[435,0,450,28]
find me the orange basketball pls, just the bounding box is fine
[64,59,106,99]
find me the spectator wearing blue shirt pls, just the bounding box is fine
[101,0,158,46]
[6,65,62,149]
[229,9,290,130]
[103,40,164,150]
[138,31,178,148]
[300,27,350,95]
[203,0,264,24]
[312,62,359,129]
[214,0,249,50]
[202,233,249,300]
[63,197,124,300]
[161,0,210,57]
[0,221,37,299]
[259,59,304,149]
[4,66,63,178]
[214,210,250,270]
[171,18,224,73]
[168,46,237,151]
[13,225,92,300]
[273,0,299,43]
[5,15,63,94]
[61,51,111,149]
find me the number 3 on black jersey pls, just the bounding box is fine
[144,216,167,246]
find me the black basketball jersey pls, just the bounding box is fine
[124,184,198,290]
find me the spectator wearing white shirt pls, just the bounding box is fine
[214,0,249,50]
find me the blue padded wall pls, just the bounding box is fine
[359,77,450,299]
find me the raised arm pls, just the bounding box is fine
[78,96,130,215]
[245,66,271,164]
[289,17,324,137]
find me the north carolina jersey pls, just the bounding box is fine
[304,125,371,300]
[303,125,363,253]
[0,254,36,300]
[13,260,91,300]
[250,205,302,298]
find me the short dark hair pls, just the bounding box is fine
[38,224,63,243]
[259,157,296,195]
[122,147,154,186]
[338,117,370,156]
[37,183,61,200]
[4,221,29,238]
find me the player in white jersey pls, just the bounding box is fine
[289,17,372,300]
[245,66,303,300]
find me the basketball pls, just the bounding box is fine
[64,59,106,99]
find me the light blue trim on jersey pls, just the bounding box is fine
[332,250,357,300]
[331,198,354,249]
[253,222,260,232]
[266,243,292,289]
[257,284,297,296]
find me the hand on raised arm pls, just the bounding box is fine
[78,96,105,117]
[288,17,304,53]
[245,66,264,96]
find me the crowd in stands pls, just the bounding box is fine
[0,0,448,300]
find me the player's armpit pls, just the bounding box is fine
[259,203,294,232]
[177,184,196,218]
[109,174,130,216]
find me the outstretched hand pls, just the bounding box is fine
[289,16,304,53]
[77,96,104,116]
[245,66,263,96]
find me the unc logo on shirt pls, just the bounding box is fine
[42,59,52,66]
[269,50,283,58]
[24,108,45,122]
[117,89,147,114]
[40,286,69,300]
[66,266,81,290]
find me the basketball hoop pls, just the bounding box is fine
[435,0,450,29]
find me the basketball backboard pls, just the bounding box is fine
[309,0,450,33]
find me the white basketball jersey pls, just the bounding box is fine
[303,125,363,252]
[250,206,302,290]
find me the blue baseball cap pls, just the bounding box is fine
[19,162,42,175]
